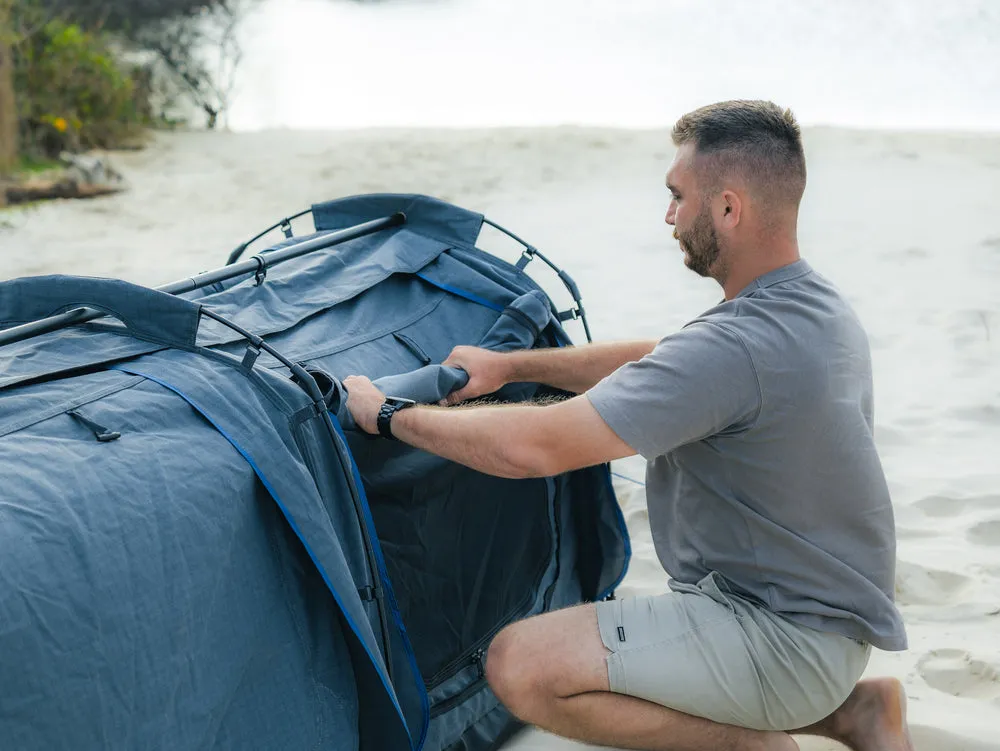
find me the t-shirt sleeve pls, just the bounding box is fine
[585,322,761,460]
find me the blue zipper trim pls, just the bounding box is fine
[596,464,631,601]
[611,471,645,486]
[328,414,431,751]
[109,365,414,746]
[414,273,504,312]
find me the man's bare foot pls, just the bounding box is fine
[796,678,914,751]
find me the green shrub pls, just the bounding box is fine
[15,20,146,157]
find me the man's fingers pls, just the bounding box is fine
[343,375,370,389]
[443,388,471,406]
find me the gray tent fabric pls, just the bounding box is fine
[0,275,203,348]
[0,194,630,750]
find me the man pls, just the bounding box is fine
[345,100,913,751]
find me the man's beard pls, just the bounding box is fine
[676,207,722,278]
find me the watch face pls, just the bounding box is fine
[385,396,417,408]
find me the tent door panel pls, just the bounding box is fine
[368,467,557,687]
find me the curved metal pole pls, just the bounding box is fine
[481,217,593,343]
[225,208,313,265]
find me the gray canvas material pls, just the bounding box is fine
[0,365,376,750]
[587,259,906,651]
[0,194,630,751]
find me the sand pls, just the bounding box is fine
[2,126,999,749]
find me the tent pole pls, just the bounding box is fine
[0,212,406,349]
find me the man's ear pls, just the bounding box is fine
[719,190,742,229]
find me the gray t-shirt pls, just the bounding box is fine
[587,260,906,651]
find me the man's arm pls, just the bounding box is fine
[344,376,636,478]
[442,340,658,404]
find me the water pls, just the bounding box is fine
[226,0,1000,132]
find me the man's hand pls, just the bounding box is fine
[441,346,512,406]
[343,375,386,435]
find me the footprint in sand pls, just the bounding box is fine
[912,494,967,518]
[951,404,1000,425]
[912,494,1000,519]
[882,246,930,263]
[895,525,939,541]
[917,649,1000,702]
[874,424,909,448]
[967,519,1000,547]
[909,725,1000,751]
[894,561,972,606]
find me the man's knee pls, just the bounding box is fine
[485,622,540,720]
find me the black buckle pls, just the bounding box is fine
[241,343,261,370]
[68,410,121,442]
[557,307,580,322]
[515,246,536,271]
[251,254,267,286]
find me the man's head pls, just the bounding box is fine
[665,100,806,288]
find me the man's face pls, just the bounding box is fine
[665,145,723,279]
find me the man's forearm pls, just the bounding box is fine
[504,340,658,394]
[391,403,551,479]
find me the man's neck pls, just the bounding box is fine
[720,237,801,300]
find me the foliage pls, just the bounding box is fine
[13,18,145,157]
[1,0,248,171]
[16,153,61,173]
[32,0,247,128]
[131,1,245,128]
[36,0,223,32]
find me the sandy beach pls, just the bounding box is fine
[2,125,999,749]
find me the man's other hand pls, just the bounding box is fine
[440,346,511,406]
[343,375,386,434]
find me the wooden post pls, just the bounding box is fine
[0,0,19,180]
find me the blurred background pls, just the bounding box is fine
[1,0,999,172]
[1,3,1000,749]
[228,0,1000,132]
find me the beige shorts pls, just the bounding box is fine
[595,572,871,731]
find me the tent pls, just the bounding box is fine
[0,194,630,750]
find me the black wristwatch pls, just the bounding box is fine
[376,396,416,440]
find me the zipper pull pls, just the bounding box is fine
[68,410,121,442]
[472,647,487,679]
[393,333,432,366]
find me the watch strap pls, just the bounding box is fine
[376,399,414,440]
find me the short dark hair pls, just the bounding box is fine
[672,100,807,210]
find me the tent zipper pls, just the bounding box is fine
[424,615,509,691]
[503,305,540,340]
[67,410,121,442]
[392,333,432,366]
[428,648,487,719]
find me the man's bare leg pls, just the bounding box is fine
[793,678,914,751]
[485,604,797,751]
